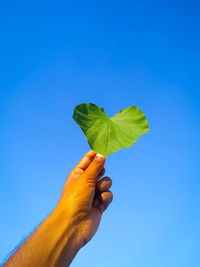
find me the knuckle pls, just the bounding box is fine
[86,153,94,162]
[71,168,83,176]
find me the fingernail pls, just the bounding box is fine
[96,153,104,158]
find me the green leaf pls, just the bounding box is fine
[73,103,149,157]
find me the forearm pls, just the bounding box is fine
[3,204,82,267]
[3,151,112,266]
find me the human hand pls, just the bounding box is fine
[57,150,113,248]
[2,151,113,267]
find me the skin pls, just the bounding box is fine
[3,150,113,267]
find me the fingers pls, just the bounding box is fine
[82,153,105,182]
[99,191,113,212]
[97,168,105,180]
[70,150,97,176]
[96,176,112,193]
[76,150,97,171]
[93,177,113,212]
[93,191,113,213]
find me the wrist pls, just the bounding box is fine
[43,204,83,266]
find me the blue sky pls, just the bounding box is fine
[0,1,200,266]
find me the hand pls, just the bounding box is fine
[3,150,113,267]
[57,150,113,247]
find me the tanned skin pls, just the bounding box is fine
[3,151,113,267]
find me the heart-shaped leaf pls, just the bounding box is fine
[73,103,149,157]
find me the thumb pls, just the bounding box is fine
[82,153,105,182]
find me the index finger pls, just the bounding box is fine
[70,150,97,177]
[76,150,97,171]
[82,153,106,182]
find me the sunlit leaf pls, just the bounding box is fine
[73,103,149,157]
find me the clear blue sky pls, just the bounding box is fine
[0,1,200,266]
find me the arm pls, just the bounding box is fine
[3,151,113,267]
